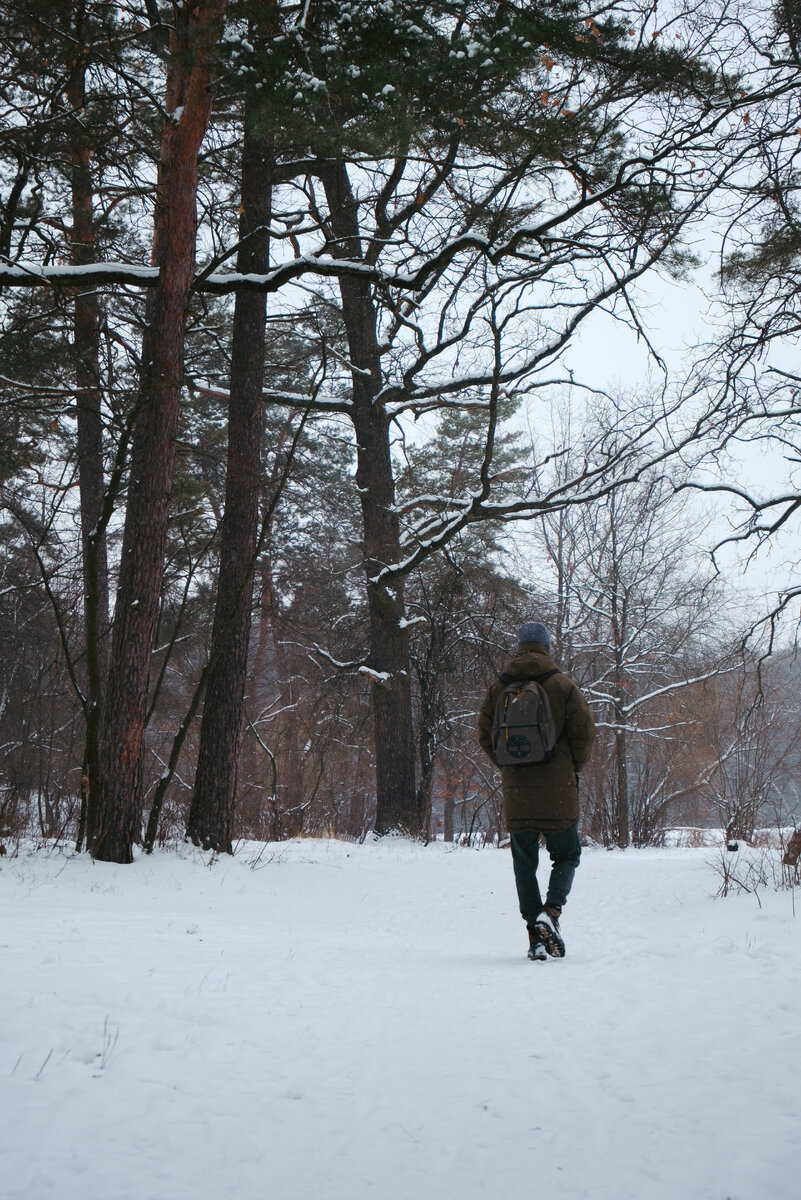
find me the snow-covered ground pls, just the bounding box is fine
[1,838,798,1200]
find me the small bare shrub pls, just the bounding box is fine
[712,843,799,903]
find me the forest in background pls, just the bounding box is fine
[1,0,800,861]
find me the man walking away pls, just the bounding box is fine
[478,622,595,960]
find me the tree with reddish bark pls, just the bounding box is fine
[92,0,228,863]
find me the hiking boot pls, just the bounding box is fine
[533,908,566,958]
[527,925,548,961]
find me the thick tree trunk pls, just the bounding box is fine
[187,93,272,853]
[321,161,420,836]
[66,51,109,851]
[92,0,227,863]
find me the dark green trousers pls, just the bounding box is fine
[510,825,581,926]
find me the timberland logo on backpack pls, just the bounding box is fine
[491,670,559,767]
[506,733,532,758]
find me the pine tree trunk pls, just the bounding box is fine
[321,161,420,836]
[187,90,272,853]
[67,50,109,851]
[92,0,227,863]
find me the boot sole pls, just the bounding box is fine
[533,920,566,958]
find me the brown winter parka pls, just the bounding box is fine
[477,643,596,833]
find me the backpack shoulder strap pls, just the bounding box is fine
[498,669,559,687]
[534,669,560,685]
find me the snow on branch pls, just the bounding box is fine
[615,665,739,716]
[0,375,81,398]
[592,720,693,736]
[357,666,392,684]
[0,244,488,294]
[189,382,352,414]
[0,262,160,287]
[310,644,367,672]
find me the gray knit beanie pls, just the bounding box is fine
[517,621,551,650]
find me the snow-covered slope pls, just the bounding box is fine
[1,839,798,1200]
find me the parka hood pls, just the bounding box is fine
[504,643,558,680]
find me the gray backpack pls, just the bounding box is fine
[491,670,559,766]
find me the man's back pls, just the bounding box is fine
[478,642,595,832]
